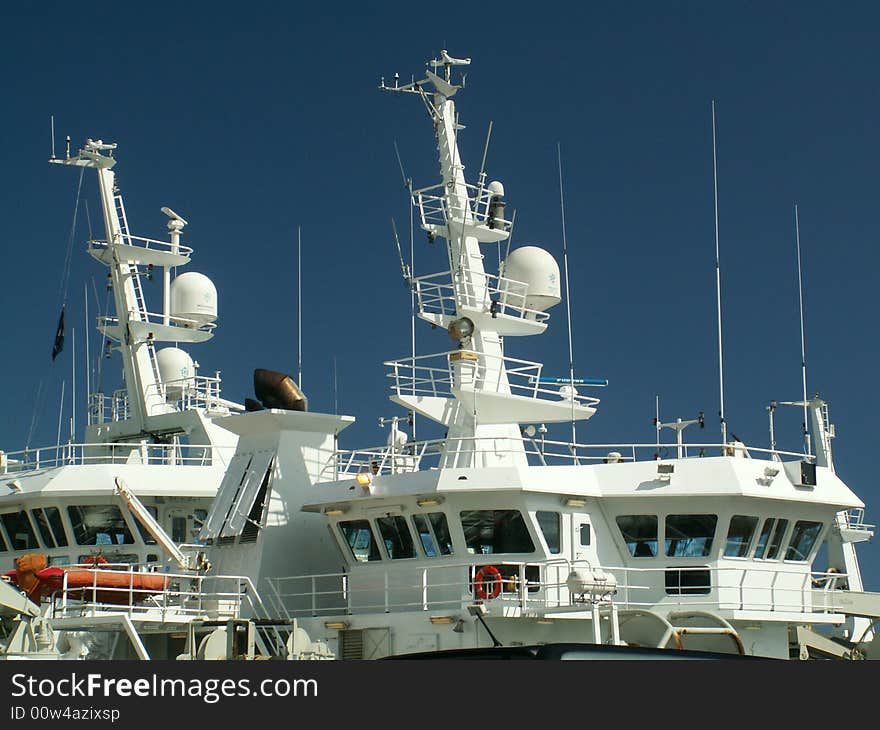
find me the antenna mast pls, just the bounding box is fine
[297,225,303,389]
[795,204,811,455]
[557,143,577,450]
[711,100,728,447]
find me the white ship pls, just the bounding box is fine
[2,50,878,661]
[202,51,880,660]
[0,138,329,660]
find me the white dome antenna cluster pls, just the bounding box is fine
[171,271,218,327]
[501,245,562,314]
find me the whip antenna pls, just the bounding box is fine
[557,143,578,452]
[711,100,728,447]
[795,204,811,455]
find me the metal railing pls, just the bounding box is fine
[385,350,601,405]
[88,233,194,260]
[413,181,512,234]
[265,559,848,620]
[98,310,216,336]
[0,442,234,473]
[413,269,550,323]
[47,563,264,622]
[326,435,814,478]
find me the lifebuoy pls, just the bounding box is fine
[474,565,502,600]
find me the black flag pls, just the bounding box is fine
[51,306,65,361]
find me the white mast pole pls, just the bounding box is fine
[71,327,76,443]
[56,380,65,453]
[84,284,90,428]
[297,225,303,389]
[711,100,728,447]
[557,143,577,450]
[795,204,811,455]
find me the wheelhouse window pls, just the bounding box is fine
[66,505,134,546]
[460,510,535,555]
[724,515,758,558]
[785,521,823,561]
[665,515,718,558]
[31,507,69,548]
[412,513,454,557]
[536,511,561,554]
[1,511,39,551]
[339,520,381,562]
[616,515,658,557]
[375,515,416,560]
[754,518,789,560]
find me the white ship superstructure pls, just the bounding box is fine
[202,52,880,660]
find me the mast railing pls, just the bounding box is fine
[87,233,193,261]
[385,351,600,405]
[414,269,550,323]
[413,181,512,233]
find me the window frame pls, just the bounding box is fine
[459,510,537,556]
[536,511,562,555]
[615,514,659,558]
[411,512,454,558]
[784,520,825,562]
[65,504,136,547]
[374,514,417,561]
[723,515,760,559]
[753,517,790,561]
[337,519,382,563]
[0,510,41,551]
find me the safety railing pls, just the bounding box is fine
[844,508,875,532]
[142,375,245,417]
[325,435,813,478]
[97,311,216,336]
[265,559,848,620]
[0,441,234,473]
[413,269,550,323]
[385,350,601,406]
[88,233,194,260]
[413,181,512,234]
[47,563,264,622]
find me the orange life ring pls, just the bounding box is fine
[474,565,502,600]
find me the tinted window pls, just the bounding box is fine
[616,515,658,557]
[665,568,711,595]
[579,524,591,547]
[1,511,39,551]
[785,521,823,561]
[766,519,789,559]
[31,507,68,549]
[537,511,561,554]
[724,515,758,558]
[754,518,774,558]
[460,510,535,554]
[413,512,454,557]
[376,515,416,560]
[665,515,717,557]
[339,520,381,562]
[66,505,134,546]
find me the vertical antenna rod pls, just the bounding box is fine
[84,285,90,429]
[711,100,728,447]
[557,143,577,450]
[794,204,811,455]
[297,225,303,389]
[71,327,76,443]
[50,115,56,160]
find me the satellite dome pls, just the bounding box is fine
[501,246,562,313]
[171,272,217,326]
[157,347,195,400]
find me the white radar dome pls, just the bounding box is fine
[171,272,217,326]
[487,180,505,198]
[501,246,561,312]
[157,347,195,400]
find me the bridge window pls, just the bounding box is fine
[665,567,711,595]
[31,507,69,549]
[413,513,454,557]
[754,518,789,560]
[1,511,39,551]
[665,515,718,557]
[376,515,416,560]
[66,505,134,546]
[339,520,381,562]
[536,511,561,554]
[617,515,658,557]
[460,510,535,555]
[724,515,759,557]
[785,521,823,561]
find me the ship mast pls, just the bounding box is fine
[381,53,598,468]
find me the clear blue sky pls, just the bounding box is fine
[2,3,879,582]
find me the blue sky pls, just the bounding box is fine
[2,3,879,582]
